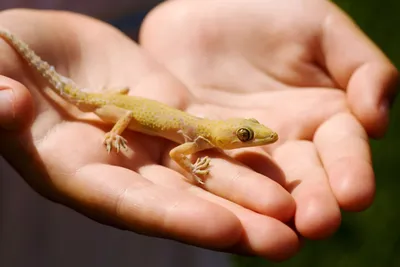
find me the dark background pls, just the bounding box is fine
[234,0,400,266]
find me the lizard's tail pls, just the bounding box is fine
[0,29,92,105]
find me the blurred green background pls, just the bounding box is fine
[234,0,400,266]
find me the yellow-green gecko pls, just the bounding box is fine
[0,29,278,184]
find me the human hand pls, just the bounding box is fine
[140,0,398,244]
[0,9,299,261]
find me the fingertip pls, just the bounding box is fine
[265,189,296,223]
[244,182,296,223]
[315,113,376,212]
[239,217,300,261]
[166,198,243,248]
[295,191,341,239]
[233,151,296,222]
[329,157,375,212]
[347,62,399,138]
[321,5,399,138]
[259,222,300,261]
[0,76,34,131]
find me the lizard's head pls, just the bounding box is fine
[211,118,278,150]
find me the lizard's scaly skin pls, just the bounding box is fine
[0,29,278,184]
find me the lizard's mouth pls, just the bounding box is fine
[254,138,278,145]
[252,132,279,145]
[266,132,279,143]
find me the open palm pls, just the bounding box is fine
[140,0,398,249]
[0,1,396,262]
[0,9,297,261]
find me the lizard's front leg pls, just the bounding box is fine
[103,110,133,153]
[169,136,214,184]
[95,105,133,153]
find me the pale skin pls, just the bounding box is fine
[0,1,397,262]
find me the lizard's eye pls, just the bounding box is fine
[236,127,254,142]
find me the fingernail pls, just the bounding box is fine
[379,98,392,123]
[0,88,15,130]
[380,98,390,112]
[377,98,390,137]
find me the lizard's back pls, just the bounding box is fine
[93,93,204,144]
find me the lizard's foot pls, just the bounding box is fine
[103,132,128,153]
[191,156,211,184]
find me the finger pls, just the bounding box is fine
[219,200,299,262]
[321,2,398,137]
[314,112,375,212]
[138,164,299,261]
[273,140,341,239]
[163,146,295,222]
[0,76,34,131]
[49,162,243,249]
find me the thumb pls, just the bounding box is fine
[321,3,398,138]
[0,75,34,131]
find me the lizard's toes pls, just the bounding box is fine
[194,156,211,170]
[193,175,206,185]
[193,169,209,176]
[106,143,112,153]
[191,156,211,184]
[103,133,128,153]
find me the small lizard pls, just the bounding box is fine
[0,29,278,184]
